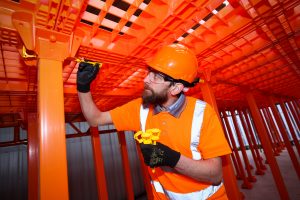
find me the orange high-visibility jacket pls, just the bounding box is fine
[110,96,232,199]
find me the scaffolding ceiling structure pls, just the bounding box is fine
[0,0,299,127]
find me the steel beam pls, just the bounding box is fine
[230,110,256,183]
[246,93,289,199]
[222,110,251,188]
[27,113,38,200]
[242,109,267,170]
[200,81,243,199]
[90,126,108,200]
[269,97,300,179]
[117,131,134,200]
[38,58,69,200]
[238,110,264,175]
[279,100,300,156]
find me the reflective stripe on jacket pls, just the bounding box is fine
[151,180,223,199]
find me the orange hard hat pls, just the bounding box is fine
[147,43,198,84]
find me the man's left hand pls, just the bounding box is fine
[140,142,181,168]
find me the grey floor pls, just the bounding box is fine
[238,147,300,200]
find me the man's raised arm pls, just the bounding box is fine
[77,62,113,127]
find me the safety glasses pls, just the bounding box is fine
[146,68,175,84]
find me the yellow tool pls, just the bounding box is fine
[134,128,160,173]
[64,57,102,67]
[134,128,160,145]
[73,58,102,67]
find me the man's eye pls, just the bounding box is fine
[154,74,163,80]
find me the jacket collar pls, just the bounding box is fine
[153,94,186,118]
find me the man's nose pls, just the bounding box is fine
[144,73,151,83]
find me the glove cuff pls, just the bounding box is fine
[77,84,90,93]
[168,150,181,168]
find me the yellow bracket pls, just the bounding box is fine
[22,46,37,59]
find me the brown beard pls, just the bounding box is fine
[142,84,169,106]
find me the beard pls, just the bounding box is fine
[142,84,169,106]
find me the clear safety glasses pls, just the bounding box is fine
[146,68,175,84]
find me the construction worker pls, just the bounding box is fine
[77,44,232,199]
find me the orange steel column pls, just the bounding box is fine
[246,93,289,199]
[269,97,300,179]
[223,111,245,180]
[279,100,300,156]
[287,101,300,129]
[260,108,277,156]
[117,131,134,200]
[38,59,69,200]
[90,127,108,200]
[269,97,293,151]
[261,108,280,155]
[222,110,251,188]
[200,82,242,199]
[230,110,256,183]
[220,112,243,180]
[27,113,38,200]
[265,108,284,151]
[238,110,264,175]
[242,110,267,170]
[291,100,300,117]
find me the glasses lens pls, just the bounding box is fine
[147,67,176,83]
[148,71,165,83]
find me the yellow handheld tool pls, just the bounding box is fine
[74,58,102,67]
[134,128,161,173]
[134,128,160,145]
[64,57,102,67]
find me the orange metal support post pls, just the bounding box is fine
[224,112,252,189]
[238,110,264,175]
[230,110,256,182]
[291,100,300,117]
[27,113,38,200]
[220,113,243,180]
[200,82,243,199]
[117,131,134,200]
[269,100,293,151]
[261,108,280,155]
[259,108,277,156]
[246,93,289,199]
[269,97,300,179]
[287,101,300,129]
[242,109,267,170]
[279,100,300,156]
[222,110,250,186]
[38,59,69,200]
[90,127,109,200]
[265,108,284,151]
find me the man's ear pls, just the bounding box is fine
[170,83,184,95]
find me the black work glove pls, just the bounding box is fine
[140,142,181,168]
[77,62,100,93]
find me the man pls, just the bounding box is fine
[77,44,231,199]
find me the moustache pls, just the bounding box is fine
[144,84,152,91]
